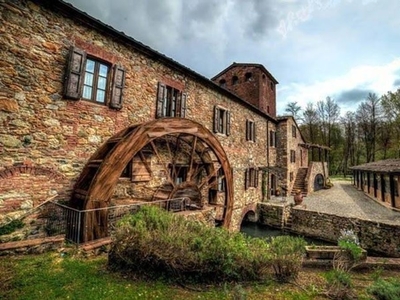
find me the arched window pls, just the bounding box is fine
[232,76,239,85]
[219,79,226,88]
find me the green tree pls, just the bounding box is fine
[285,101,302,120]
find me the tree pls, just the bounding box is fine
[356,93,380,162]
[381,88,400,158]
[316,97,340,148]
[285,101,301,120]
[300,103,318,160]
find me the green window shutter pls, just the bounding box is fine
[64,46,86,99]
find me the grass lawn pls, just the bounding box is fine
[0,252,399,299]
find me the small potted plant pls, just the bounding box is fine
[293,189,303,205]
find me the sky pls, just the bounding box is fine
[65,0,400,115]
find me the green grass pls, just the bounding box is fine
[2,252,400,300]
[0,253,230,300]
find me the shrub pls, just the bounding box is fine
[367,278,400,300]
[324,269,355,299]
[334,229,364,271]
[109,205,272,283]
[0,219,24,235]
[268,235,306,282]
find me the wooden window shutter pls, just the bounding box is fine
[181,93,187,118]
[110,65,125,110]
[253,122,256,142]
[213,106,219,133]
[245,169,249,190]
[226,110,231,136]
[255,169,259,188]
[156,82,166,118]
[246,120,249,141]
[64,46,86,99]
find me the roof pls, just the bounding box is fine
[34,0,277,123]
[211,62,279,84]
[350,159,400,173]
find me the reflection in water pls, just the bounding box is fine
[240,222,333,246]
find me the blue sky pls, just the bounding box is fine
[66,0,400,115]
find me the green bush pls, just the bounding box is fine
[324,269,354,299]
[109,205,273,283]
[267,235,306,282]
[0,219,24,235]
[367,278,400,300]
[338,240,363,262]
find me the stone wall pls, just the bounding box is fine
[258,202,400,257]
[307,161,328,193]
[0,0,278,231]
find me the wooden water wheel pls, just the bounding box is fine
[69,118,233,242]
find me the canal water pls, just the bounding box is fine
[240,221,333,246]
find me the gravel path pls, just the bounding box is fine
[301,180,400,224]
[269,180,400,224]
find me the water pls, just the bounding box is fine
[240,221,334,246]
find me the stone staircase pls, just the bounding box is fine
[292,167,308,195]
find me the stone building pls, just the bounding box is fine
[351,159,400,209]
[0,0,328,242]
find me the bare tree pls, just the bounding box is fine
[317,97,340,148]
[356,93,380,162]
[301,103,318,160]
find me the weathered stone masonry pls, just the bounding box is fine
[0,0,322,236]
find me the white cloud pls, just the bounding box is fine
[278,58,400,114]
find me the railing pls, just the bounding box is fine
[42,197,191,244]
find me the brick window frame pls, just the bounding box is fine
[64,46,125,109]
[245,168,259,190]
[246,119,256,142]
[156,82,187,118]
[213,106,230,136]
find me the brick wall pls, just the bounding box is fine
[212,65,276,117]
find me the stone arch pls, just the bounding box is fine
[70,118,234,242]
[314,173,324,191]
[239,203,258,228]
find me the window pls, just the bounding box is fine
[213,106,230,135]
[269,130,276,147]
[292,125,297,138]
[245,72,252,82]
[219,79,226,88]
[217,168,226,192]
[232,75,239,85]
[246,120,256,142]
[290,172,294,182]
[245,168,258,190]
[290,150,296,163]
[270,81,274,90]
[82,59,109,103]
[64,47,125,109]
[156,82,187,118]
